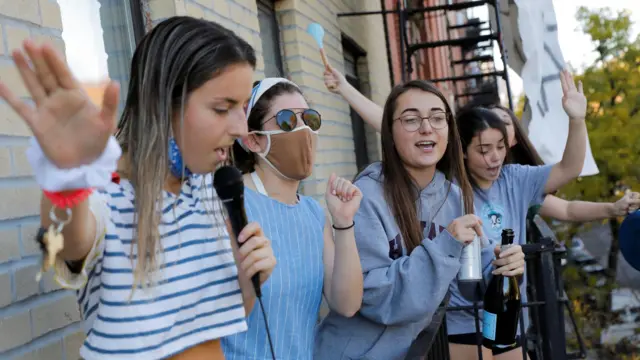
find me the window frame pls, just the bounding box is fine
[256,0,285,77]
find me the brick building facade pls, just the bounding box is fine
[0,0,391,358]
[383,0,474,109]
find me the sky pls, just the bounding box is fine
[57,0,639,97]
[58,0,109,83]
[470,0,640,101]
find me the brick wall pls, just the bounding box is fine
[0,2,86,359]
[0,0,392,358]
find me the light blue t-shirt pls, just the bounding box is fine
[222,187,325,360]
[447,163,553,336]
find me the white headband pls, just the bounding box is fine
[245,77,299,120]
[238,77,300,151]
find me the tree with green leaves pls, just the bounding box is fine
[560,6,640,280]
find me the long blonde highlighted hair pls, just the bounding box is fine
[114,17,256,287]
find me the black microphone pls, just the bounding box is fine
[213,165,261,298]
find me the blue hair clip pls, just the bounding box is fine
[169,137,192,179]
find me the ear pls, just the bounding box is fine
[240,133,265,153]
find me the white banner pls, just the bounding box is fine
[514,0,598,176]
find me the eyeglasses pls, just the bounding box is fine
[261,109,322,132]
[395,112,448,132]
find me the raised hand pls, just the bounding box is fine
[0,40,120,169]
[325,173,362,227]
[323,65,346,94]
[560,69,587,120]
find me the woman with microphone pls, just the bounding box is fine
[0,17,276,360]
[222,77,364,360]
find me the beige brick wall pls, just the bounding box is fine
[0,1,87,359]
[0,0,137,358]
[275,0,390,204]
[0,0,391,358]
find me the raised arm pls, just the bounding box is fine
[324,65,383,132]
[322,174,364,317]
[0,41,120,264]
[545,70,588,193]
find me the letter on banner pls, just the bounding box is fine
[514,0,599,176]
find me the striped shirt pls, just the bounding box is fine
[54,174,247,359]
[222,188,325,360]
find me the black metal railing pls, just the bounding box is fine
[407,215,587,360]
[337,0,516,111]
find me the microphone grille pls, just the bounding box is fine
[213,166,244,201]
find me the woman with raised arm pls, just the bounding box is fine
[447,70,588,360]
[221,78,363,359]
[326,65,639,230]
[484,103,640,220]
[314,80,526,360]
[0,17,277,360]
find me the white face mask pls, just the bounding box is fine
[251,126,318,180]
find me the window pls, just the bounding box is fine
[257,0,284,77]
[58,0,139,116]
[342,37,369,172]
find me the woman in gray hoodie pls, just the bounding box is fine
[314,80,526,360]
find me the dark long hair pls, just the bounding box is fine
[232,81,303,173]
[380,80,474,254]
[114,16,256,285]
[456,107,511,189]
[485,104,545,166]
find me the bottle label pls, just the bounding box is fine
[482,311,497,341]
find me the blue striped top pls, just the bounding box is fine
[54,174,247,359]
[222,188,325,360]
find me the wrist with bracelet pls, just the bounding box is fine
[332,221,355,231]
[28,135,122,281]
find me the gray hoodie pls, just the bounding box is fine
[314,162,466,360]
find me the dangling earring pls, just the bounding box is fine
[168,137,192,179]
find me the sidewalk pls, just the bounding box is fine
[578,223,640,289]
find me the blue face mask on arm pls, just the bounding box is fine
[168,137,192,179]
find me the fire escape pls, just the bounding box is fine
[339,0,515,111]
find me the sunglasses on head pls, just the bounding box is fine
[261,108,322,132]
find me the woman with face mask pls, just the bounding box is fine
[222,78,364,360]
[0,17,278,360]
[314,80,526,360]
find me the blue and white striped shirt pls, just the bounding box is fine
[222,188,325,360]
[55,174,247,359]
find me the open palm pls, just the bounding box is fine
[0,41,120,169]
[560,69,587,120]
